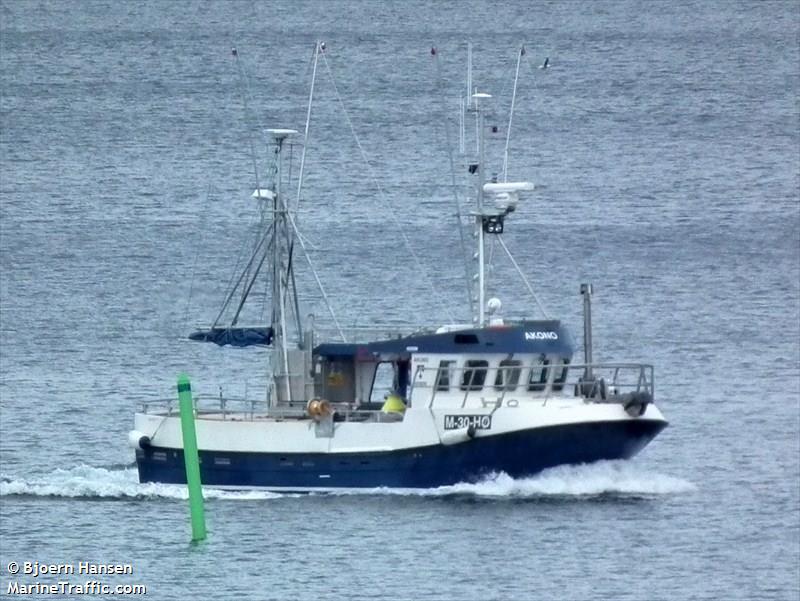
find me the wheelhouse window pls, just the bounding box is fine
[461,360,489,391]
[552,358,570,392]
[528,355,550,392]
[494,359,522,391]
[370,361,396,402]
[435,360,455,392]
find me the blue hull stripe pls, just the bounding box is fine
[136,420,666,490]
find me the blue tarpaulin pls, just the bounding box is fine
[188,326,273,347]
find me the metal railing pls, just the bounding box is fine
[411,362,654,409]
[139,395,271,420]
[138,394,395,423]
[313,323,440,344]
[138,361,654,421]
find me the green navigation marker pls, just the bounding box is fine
[177,374,207,542]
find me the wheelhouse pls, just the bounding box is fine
[311,320,576,411]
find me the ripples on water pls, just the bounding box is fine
[1,0,798,600]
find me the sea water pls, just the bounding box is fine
[1,1,798,599]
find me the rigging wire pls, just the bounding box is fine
[212,46,272,328]
[283,42,344,340]
[205,45,323,334]
[496,235,549,319]
[231,234,274,325]
[467,45,526,183]
[494,48,523,115]
[474,44,549,319]
[321,50,457,324]
[259,262,270,324]
[213,226,251,327]
[282,41,322,342]
[502,45,525,182]
[294,41,321,215]
[278,191,346,340]
[182,183,214,335]
[231,47,263,208]
[213,222,275,327]
[432,47,475,321]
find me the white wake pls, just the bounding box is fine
[0,461,694,500]
[0,465,281,500]
[427,461,696,497]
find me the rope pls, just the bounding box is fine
[496,235,549,319]
[321,50,457,323]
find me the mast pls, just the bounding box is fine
[465,46,538,326]
[472,91,491,327]
[267,129,299,405]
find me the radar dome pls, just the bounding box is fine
[487,297,502,314]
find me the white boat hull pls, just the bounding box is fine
[133,402,667,490]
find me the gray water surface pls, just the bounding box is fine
[1,1,798,600]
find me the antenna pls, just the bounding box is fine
[502,44,525,182]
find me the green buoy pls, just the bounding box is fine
[177,374,207,542]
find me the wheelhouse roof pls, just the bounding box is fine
[314,320,575,359]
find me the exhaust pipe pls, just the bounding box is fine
[581,283,593,380]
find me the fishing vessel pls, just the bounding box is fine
[130,43,667,491]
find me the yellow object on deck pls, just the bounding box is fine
[381,393,406,414]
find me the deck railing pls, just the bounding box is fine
[138,395,391,423]
[411,362,654,409]
[139,396,271,420]
[138,361,653,421]
[312,323,439,344]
